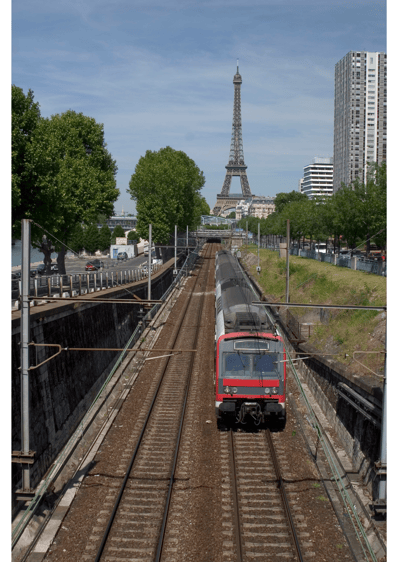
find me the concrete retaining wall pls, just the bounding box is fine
[12,258,179,498]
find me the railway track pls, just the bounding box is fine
[81,243,218,562]
[30,243,362,562]
[220,427,313,562]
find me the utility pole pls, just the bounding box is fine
[256,222,261,274]
[375,333,387,516]
[174,225,177,274]
[15,219,35,499]
[286,219,290,303]
[148,224,152,301]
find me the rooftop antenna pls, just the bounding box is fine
[237,58,239,72]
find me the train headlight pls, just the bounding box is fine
[232,387,237,394]
[223,386,230,394]
[267,387,279,395]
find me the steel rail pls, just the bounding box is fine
[264,428,305,562]
[228,432,243,562]
[155,243,214,562]
[93,243,213,562]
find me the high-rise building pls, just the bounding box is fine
[333,51,387,192]
[301,157,334,199]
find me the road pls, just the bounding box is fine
[12,253,152,276]
[63,254,149,274]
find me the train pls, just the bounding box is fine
[214,249,286,429]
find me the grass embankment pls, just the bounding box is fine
[242,246,386,377]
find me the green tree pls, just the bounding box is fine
[111,225,126,245]
[191,194,211,228]
[127,230,138,242]
[98,224,112,252]
[69,223,85,254]
[84,224,100,254]
[227,211,236,219]
[332,185,366,249]
[361,162,387,250]
[12,85,41,224]
[128,146,205,246]
[274,190,308,214]
[14,108,118,273]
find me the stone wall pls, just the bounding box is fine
[12,259,178,496]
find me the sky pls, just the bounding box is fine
[12,0,386,215]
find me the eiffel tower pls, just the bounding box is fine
[212,61,253,216]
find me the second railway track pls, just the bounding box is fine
[85,243,219,562]
[220,428,309,562]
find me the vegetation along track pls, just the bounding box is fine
[80,242,219,562]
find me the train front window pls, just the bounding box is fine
[253,353,279,376]
[224,354,251,378]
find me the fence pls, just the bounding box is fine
[252,237,386,277]
[12,263,163,310]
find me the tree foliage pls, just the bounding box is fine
[69,223,85,254]
[12,85,41,220]
[98,224,112,252]
[12,95,119,272]
[274,190,308,214]
[84,224,100,254]
[128,146,205,245]
[241,167,386,251]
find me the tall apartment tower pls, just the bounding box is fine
[301,157,334,199]
[333,51,387,192]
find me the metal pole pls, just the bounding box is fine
[286,219,290,303]
[378,332,387,506]
[174,225,177,271]
[246,221,248,246]
[21,219,31,491]
[148,224,152,301]
[257,222,260,268]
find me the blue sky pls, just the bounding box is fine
[12,0,386,214]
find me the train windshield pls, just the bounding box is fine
[253,353,279,375]
[223,352,279,379]
[224,354,251,377]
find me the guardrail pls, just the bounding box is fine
[12,264,163,310]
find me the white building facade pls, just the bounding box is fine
[235,196,275,220]
[333,51,387,192]
[301,158,334,199]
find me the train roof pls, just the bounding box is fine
[215,250,272,332]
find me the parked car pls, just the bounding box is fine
[85,259,104,271]
[117,252,128,261]
[314,243,327,254]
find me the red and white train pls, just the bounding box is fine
[215,250,286,428]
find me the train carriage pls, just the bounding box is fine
[215,250,286,428]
